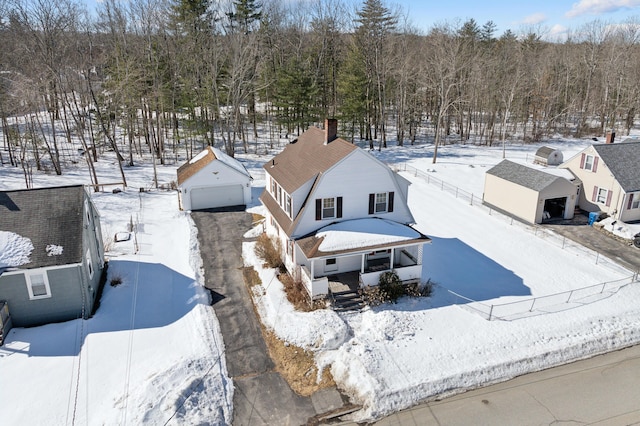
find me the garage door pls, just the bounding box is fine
[190,185,244,210]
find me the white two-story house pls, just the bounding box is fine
[260,119,430,299]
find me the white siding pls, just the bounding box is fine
[180,160,251,210]
[292,150,414,237]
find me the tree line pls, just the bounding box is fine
[1,0,640,186]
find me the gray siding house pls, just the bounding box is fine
[0,185,105,327]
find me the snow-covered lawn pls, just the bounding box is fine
[0,166,232,425]
[244,139,640,421]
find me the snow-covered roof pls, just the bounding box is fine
[0,185,87,269]
[297,218,429,258]
[177,146,251,185]
[0,231,34,269]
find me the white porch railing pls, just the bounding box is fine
[300,265,329,299]
[360,264,422,287]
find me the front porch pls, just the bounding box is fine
[295,218,430,300]
[299,244,424,300]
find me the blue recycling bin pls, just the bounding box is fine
[588,211,601,226]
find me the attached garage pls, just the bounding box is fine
[483,160,579,224]
[177,147,252,211]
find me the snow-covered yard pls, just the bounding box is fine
[1,136,639,424]
[0,165,232,425]
[245,138,640,421]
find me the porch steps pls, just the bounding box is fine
[330,289,366,312]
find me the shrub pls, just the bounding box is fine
[378,271,404,303]
[110,275,123,287]
[360,276,434,306]
[254,233,284,270]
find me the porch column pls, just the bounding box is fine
[361,253,365,273]
[390,248,395,269]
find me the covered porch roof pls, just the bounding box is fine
[296,218,430,259]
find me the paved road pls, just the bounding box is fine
[363,344,640,426]
[191,208,343,425]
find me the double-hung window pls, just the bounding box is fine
[368,192,394,215]
[375,193,388,213]
[315,197,342,220]
[596,188,608,204]
[584,155,594,171]
[322,198,335,219]
[581,153,598,172]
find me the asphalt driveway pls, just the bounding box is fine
[543,215,640,273]
[191,208,344,425]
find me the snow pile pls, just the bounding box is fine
[0,231,33,267]
[599,216,640,241]
[243,238,349,351]
[317,218,420,252]
[188,148,209,164]
[45,244,63,256]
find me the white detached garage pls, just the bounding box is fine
[177,147,252,211]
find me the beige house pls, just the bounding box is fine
[560,141,640,222]
[483,160,579,224]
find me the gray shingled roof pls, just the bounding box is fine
[0,185,85,269]
[535,146,556,158]
[592,142,640,192]
[486,160,562,191]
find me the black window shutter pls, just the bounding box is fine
[315,199,322,220]
[368,194,375,214]
[337,197,343,218]
[388,192,394,212]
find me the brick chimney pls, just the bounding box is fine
[324,118,338,144]
[606,131,615,144]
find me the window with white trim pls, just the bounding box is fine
[322,198,335,219]
[375,193,388,213]
[285,195,292,216]
[584,155,594,171]
[26,272,51,299]
[633,198,640,209]
[596,188,608,204]
[86,249,94,279]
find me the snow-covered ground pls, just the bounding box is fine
[0,164,232,425]
[2,134,640,424]
[244,137,640,421]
